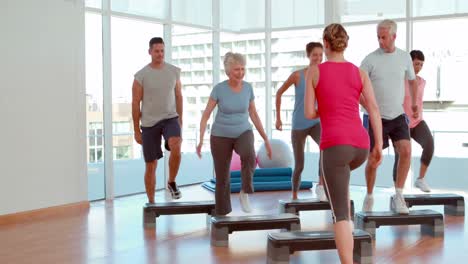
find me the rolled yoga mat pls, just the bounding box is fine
[202,180,313,193]
[211,176,293,183]
[230,167,292,178]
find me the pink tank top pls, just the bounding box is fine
[316,62,370,150]
[403,76,425,128]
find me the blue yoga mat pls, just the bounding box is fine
[230,167,292,178]
[202,180,313,193]
[211,175,292,184]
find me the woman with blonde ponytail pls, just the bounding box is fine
[305,24,383,264]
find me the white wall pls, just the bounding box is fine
[0,0,87,215]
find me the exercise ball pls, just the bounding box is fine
[257,139,293,168]
[230,151,242,171]
[230,150,259,171]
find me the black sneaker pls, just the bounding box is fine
[167,182,181,199]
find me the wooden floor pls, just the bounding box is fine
[1,184,468,264]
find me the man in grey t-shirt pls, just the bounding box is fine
[132,37,183,203]
[360,19,419,214]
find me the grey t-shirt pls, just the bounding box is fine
[361,48,416,119]
[210,80,254,138]
[134,63,181,127]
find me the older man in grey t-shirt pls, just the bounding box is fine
[132,37,183,203]
[360,19,419,215]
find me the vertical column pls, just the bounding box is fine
[213,0,221,86]
[163,24,172,186]
[162,0,173,187]
[265,0,272,139]
[211,0,221,179]
[406,0,414,191]
[325,0,339,24]
[164,0,173,64]
[102,0,114,200]
[406,0,413,52]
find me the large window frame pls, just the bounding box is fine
[85,0,468,200]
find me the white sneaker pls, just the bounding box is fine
[315,185,328,202]
[414,178,431,193]
[239,190,252,213]
[362,194,374,212]
[390,194,409,214]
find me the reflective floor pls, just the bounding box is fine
[1,184,467,264]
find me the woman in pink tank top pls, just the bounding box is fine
[393,50,434,192]
[304,24,383,264]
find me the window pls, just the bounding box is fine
[172,0,212,27]
[221,0,265,31]
[248,54,263,67]
[187,97,197,104]
[193,71,205,83]
[248,40,264,53]
[88,122,104,163]
[345,22,406,66]
[413,18,468,104]
[172,25,213,152]
[247,68,263,81]
[111,0,168,19]
[200,96,209,104]
[112,121,131,134]
[181,71,192,83]
[193,45,205,57]
[85,0,468,199]
[85,12,104,200]
[412,18,468,160]
[180,46,191,58]
[172,47,180,59]
[192,58,204,70]
[234,41,247,53]
[89,149,96,163]
[180,58,191,70]
[271,29,323,148]
[111,16,164,196]
[170,25,215,186]
[85,0,101,9]
[413,0,468,17]
[187,110,197,118]
[221,43,232,55]
[336,0,406,23]
[272,0,324,28]
[88,123,103,156]
[114,146,131,160]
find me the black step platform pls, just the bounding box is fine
[267,229,373,264]
[355,209,444,239]
[391,193,465,216]
[279,198,355,220]
[143,200,215,228]
[210,213,300,247]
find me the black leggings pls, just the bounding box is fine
[321,145,368,222]
[392,120,434,181]
[291,124,321,192]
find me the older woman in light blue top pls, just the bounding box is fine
[197,52,272,215]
